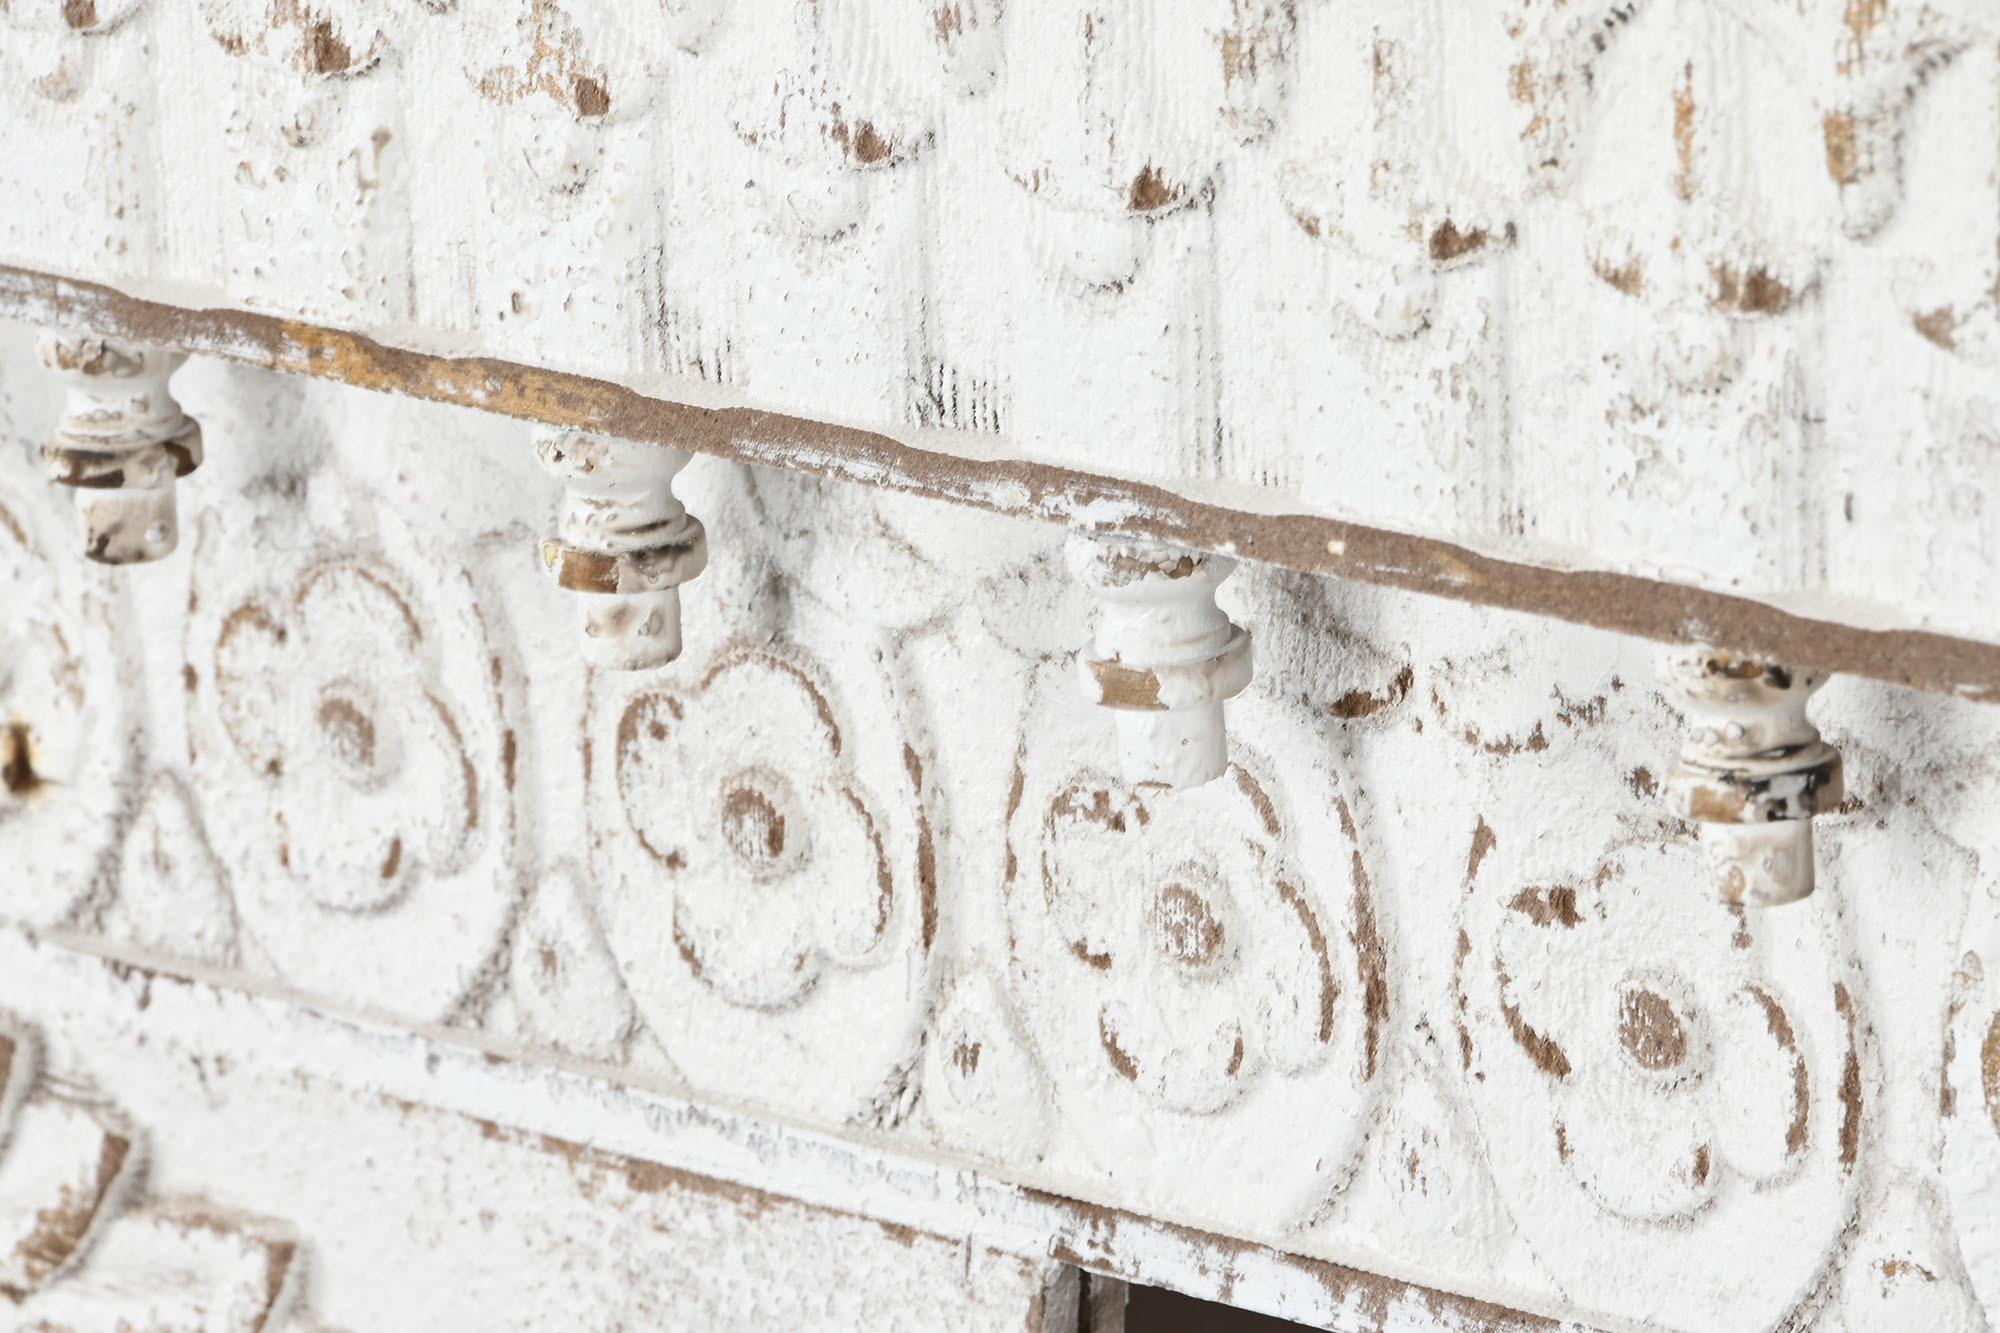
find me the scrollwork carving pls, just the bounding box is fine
[1944,926,2000,1317]
[0,1012,310,1330]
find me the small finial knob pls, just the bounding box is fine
[1066,531,1253,789]
[38,333,201,565]
[1662,649,1844,905]
[535,429,706,670]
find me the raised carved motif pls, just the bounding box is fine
[729,0,933,240]
[0,1022,137,1304]
[1944,892,2000,1318]
[1,0,1997,644]
[508,860,636,1063]
[1456,833,1861,1328]
[182,485,517,1021]
[0,0,144,103]
[1281,1,1524,336]
[921,969,1052,1162]
[0,471,132,930]
[0,1012,309,1330]
[1889,38,2000,367]
[99,773,237,967]
[1004,664,1386,1222]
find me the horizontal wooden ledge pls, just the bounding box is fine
[2,263,1995,706]
[19,929,1578,1333]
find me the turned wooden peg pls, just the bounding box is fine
[535,429,706,670]
[38,333,202,565]
[1662,649,1845,906]
[1066,531,1253,789]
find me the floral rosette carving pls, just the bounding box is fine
[1456,832,1861,1329]
[587,632,932,1125]
[184,500,515,1021]
[1003,676,1386,1223]
[0,472,133,929]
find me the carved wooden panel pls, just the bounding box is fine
[1,2,1997,650]
[3,333,1997,1329]
[0,984,1077,1333]
[0,468,132,928]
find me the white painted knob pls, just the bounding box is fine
[1661,649,1844,906]
[535,429,706,671]
[38,333,201,565]
[1066,531,1253,789]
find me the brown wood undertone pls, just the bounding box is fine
[3,264,1995,705]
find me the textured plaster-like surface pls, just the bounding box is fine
[0,1,1996,645]
[2,338,1997,1331]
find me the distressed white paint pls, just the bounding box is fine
[535,427,706,670]
[35,333,201,564]
[1661,649,1845,906]
[0,2,1995,646]
[0,5,1997,1326]
[2,337,1998,1330]
[1067,530,1252,788]
[0,958,1075,1333]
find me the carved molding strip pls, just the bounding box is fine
[0,1012,309,1331]
[8,929,1579,1332]
[3,266,1999,707]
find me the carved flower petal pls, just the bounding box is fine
[1099,989,1249,1117]
[271,686,477,912]
[1707,983,1816,1185]
[670,875,819,1011]
[1254,877,1342,1076]
[1553,1075,1716,1224]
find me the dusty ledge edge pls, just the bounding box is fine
[1,263,1992,705]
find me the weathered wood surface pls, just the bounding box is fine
[4,340,1998,1330]
[0,931,1563,1333]
[7,266,2000,707]
[0,952,1086,1333]
[0,2,1996,650]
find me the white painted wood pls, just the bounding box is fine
[535,427,706,671]
[2,342,1996,1330]
[0,6,1997,1325]
[0,965,1076,1333]
[0,1,1993,645]
[1066,531,1251,788]
[1661,650,1844,906]
[35,333,201,564]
